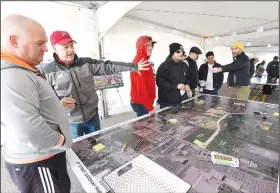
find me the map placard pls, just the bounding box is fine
[94,72,124,90]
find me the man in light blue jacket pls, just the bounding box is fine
[1,14,72,193]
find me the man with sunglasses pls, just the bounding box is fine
[40,30,149,139]
[156,43,192,109]
[130,36,157,117]
[185,46,203,97]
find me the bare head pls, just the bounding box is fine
[1,14,48,66]
[206,51,215,64]
[50,31,76,64]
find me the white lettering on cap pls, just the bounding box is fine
[61,31,68,37]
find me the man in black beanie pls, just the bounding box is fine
[185,46,202,97]
[156,43,192,109]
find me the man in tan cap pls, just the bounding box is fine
[211,41,251,100]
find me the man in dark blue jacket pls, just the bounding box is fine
[211,41,250,100]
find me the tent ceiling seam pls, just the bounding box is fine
[124,14,201,38]
[131,8,277,22]
[211,21,278,37]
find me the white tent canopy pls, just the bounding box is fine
[67,1,279,54]
[3,1,277,55]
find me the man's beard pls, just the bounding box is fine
[177,58,184,62]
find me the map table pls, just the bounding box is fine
[67,94,279,193]
[250,76,279,101]
[251,75,279,86]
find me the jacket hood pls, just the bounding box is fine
[1,59,18,70]
[133,36,152,63]
[1,51,36,71]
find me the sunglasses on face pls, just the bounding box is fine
[176,50,185,54]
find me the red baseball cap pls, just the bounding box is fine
[50,30,77,46]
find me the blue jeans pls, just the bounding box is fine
[203,88,218,95]
[69,111,101,139]
[130,101,149,117]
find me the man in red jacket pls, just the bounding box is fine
[130,36,156,117]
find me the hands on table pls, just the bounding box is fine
[149,109,155,116]
[177,84,193,98]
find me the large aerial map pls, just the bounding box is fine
[69,95,279,193]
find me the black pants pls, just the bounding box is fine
[5,152,70,193]
[190,88,196,97]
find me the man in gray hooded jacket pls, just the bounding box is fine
[41,30,149,139]
[1,14,73,193]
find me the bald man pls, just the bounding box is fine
[1,14,72,193]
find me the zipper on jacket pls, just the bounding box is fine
[69,70,86,123]
[56,62,86,123]
[72,70,82,87]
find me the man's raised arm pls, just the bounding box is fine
[84,57,149,76]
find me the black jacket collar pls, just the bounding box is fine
[202,61,220,67]
[234,51,246,60]
[186,56,197,65]
[165,55,185,66]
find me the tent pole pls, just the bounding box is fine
[92,7,107,120]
